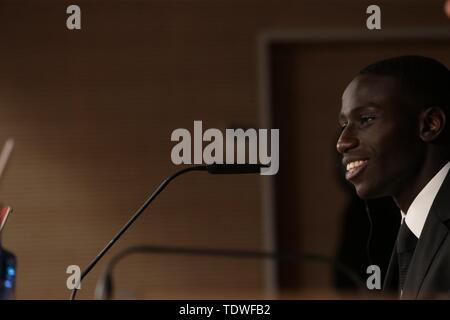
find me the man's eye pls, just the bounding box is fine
[360,115,376,125]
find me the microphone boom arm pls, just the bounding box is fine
[70,165,208,300]
[95,244,366,300]
[70,164,264,300]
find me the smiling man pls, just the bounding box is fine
[336,55,450,299]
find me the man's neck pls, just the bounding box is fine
[393,157,450,213]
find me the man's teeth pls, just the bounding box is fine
[346,160,367,171]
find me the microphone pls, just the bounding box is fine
[70,164,266,300]
[206,164,266,174]
[94,245,365,300]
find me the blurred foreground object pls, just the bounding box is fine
[0,140,16,299]
[0,207,16,300]
[446,0,450,18]
[0,139,14,180]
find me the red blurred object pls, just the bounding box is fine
[0,207,12,233]
[446,0,450,18]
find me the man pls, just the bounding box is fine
[336,55,450,299]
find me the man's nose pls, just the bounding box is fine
[336,127,359,154]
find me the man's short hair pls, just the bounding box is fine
[358,55,450,111]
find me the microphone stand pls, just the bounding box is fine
[95,245,366,300]
[70,164,264,300]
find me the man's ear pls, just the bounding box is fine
[419,107,446,142]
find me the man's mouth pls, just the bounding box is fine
[345,159,369,181]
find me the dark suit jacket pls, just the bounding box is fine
[383,170,450,299]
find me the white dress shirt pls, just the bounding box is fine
[400,161,450,238]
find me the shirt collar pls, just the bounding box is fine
[401,161,450,238]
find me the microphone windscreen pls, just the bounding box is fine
[206,164,265,174]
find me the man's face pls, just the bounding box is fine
[337,74,425,199]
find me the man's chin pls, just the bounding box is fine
[354,183,385,200]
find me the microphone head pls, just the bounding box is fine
[206,164,268,174]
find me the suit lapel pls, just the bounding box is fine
[383,243,399,294]
[402,213,448,299]
[402,169,450,299]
